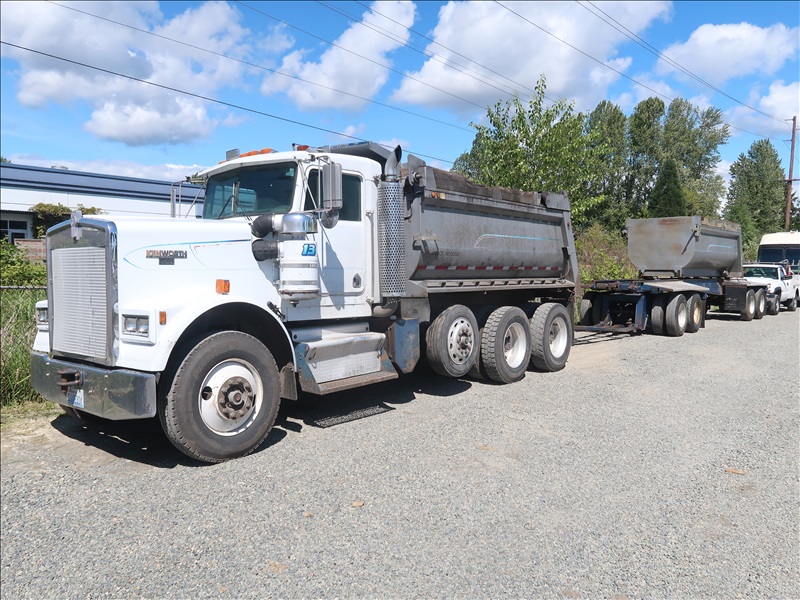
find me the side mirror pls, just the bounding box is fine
[322,162,343,211]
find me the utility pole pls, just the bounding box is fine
[786,115,797,230]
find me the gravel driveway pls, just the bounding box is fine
[2,310,798,599]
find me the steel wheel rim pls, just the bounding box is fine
[691,301,702,323]
[447,317,475,365]
[677,303,687,329]
[548,316,569,357]
[198,359,263,435]
[503,322,528,369]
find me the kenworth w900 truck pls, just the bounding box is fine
[31,142,578,463]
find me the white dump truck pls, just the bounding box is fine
[31,142,578,462]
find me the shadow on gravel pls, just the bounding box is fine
[47,367,472,466]
[276,366,472,433]
[49,413,193,468]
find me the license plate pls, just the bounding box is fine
[66,388,85,409]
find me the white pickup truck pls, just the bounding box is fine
[743,263,799,314]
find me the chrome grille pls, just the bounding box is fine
[48,217,115,365]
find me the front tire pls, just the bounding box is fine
[425,305,479,378]
[785,294,798,312]
[529,303,573,372]
[480,306,531,383]
[159,331,281,463]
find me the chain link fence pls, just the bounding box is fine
[1,286,47,406]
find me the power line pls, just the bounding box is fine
[234,0,488,111]
[576,0,789,125]
[45,0,472,135]
[0,41,456,165]
[495,0,785,143]
[353,0,546,101]
[318,0,521,100]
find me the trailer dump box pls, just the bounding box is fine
[627,216,742,279]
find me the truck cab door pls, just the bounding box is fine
[304,169,370,309]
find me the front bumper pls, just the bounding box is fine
[30,352,157,420]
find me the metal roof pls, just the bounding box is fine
[0,162,203,203]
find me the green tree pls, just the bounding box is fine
[584,100,629,230]
[723,139,787,249]
[453,75,603,228]
[648,158,688,217]
[625,97,665,216]
[663,99,730,181]
[0,156,9,163]
[0,238,46,286]
[29,202,103,237]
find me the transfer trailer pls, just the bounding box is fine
[578,216,774,336]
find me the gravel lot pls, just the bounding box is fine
[2,309,798,599]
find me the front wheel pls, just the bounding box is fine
[159,331,281,463]
[529,303,573,372]
[785,294,798,312]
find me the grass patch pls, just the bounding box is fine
[1,287,47,407]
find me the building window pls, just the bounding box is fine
[1,219,29,243]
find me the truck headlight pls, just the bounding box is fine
[35,303,49,331]
[123,315,149,336]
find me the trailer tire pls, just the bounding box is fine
[740,289,756,321]
[529,303,573,372]
[754,289,766,319]
[785,294,798,312]
[650,295,666,335]
[686,294,703,333]
[480,306,531,383]
[158,331,281,463]
[579,294,596,325]
[426,305,479,378]
[664,293,687,337]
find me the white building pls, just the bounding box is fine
[1,163,204,243]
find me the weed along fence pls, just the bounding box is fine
[1,286,47,406]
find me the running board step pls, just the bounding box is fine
[294,331,398,395]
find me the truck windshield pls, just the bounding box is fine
[744,267,778,278]
[203,162,297,219]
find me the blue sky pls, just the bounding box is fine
[1,1,798,186]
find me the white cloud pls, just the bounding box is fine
[391,1,671,114]
[261,1,416,110]
[726,80,800,139]
[657,23,800,87]
[0,1,252,145]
